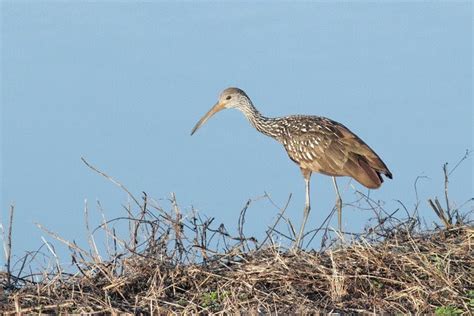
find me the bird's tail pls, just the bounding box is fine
[345,155,392,189]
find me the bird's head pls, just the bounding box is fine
[191,87,250,135]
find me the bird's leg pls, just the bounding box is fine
[294,169,311,249]
[332,176,343,233]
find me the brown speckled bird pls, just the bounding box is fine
[191,87,392,248]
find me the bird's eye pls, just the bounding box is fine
[226,96,232,100]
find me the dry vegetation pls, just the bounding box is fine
[1,157,473,314]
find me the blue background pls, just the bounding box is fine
[1,2,472,266]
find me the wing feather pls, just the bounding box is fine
[278,115,392,186]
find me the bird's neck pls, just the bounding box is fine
[239,101,281,139]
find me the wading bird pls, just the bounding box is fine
[191,88,392,248]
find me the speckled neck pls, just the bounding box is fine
[237,98,283,139]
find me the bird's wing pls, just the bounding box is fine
[329,119,392,178]
[280,116,345,174]
[281,116,392,180]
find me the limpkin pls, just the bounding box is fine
[191,87,392,248]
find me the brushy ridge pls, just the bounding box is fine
[1,158,473,314]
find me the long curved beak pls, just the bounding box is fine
[190,102,225,135]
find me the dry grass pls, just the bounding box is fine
[1,157,473,314]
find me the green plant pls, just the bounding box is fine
[429,254,445,271]
[201,290,221,310]
[434,305,463,315]
[467,290,474,311]
[201,290,230,310]
[371,279,383,289]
